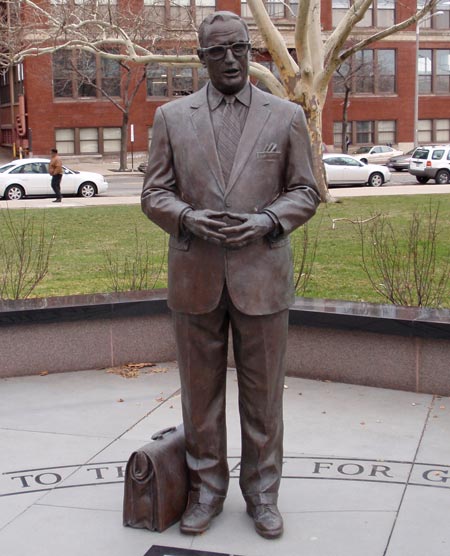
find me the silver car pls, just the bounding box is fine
[323,154,391,187]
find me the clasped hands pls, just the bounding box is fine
[183,209,275,249]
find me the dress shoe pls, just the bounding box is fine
[180,499,223,535]
[246,502,284,539]
[52,198,61,203]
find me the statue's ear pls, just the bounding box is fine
[197,48,206,66]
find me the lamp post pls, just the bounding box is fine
[413,10,443,147]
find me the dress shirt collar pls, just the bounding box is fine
[207,81,252,111]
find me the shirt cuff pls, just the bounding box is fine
[179,207,194,235]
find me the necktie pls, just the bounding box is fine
[217,96,241,185]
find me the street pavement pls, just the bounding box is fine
[1,363,450,556]
[1,154,450,209]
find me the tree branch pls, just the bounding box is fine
[248,0,298,93]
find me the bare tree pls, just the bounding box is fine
[333,53,380,154]
[52,50,146,171]
[1,0,439,198]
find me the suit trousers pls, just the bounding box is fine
[172,286,289,507]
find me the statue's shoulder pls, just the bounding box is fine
[159,88,206,117]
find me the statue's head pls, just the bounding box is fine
[198,11,251,95]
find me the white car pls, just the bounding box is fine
[323,154,391,187]
[0,158,108,200]
[352,145,403,165]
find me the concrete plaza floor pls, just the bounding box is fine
[1,362,450,556]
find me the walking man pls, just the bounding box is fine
[141,11,320,539]
[49,148,63,202]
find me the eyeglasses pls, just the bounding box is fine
[200,42,251,61]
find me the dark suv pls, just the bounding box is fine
[408,145,450,184]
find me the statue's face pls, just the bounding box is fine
[198,18,249,95]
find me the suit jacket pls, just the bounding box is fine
[141,83,320,316]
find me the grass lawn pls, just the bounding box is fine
[1,194,449,307]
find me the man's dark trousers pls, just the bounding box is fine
[51,174,62,200]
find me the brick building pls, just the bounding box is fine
[1,0,450,158]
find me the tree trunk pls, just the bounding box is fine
[119,113,129,172]
[303,97,330,203]
[341,86,351,153]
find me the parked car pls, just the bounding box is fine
[352,145,403,165]
[323,154,391,187]
[408,145,450,184]
[386,148,415,172]
[0,158,108,200]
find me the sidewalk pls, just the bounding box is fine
[1,363,450,556]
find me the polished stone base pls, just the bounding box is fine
[1,291,450,395]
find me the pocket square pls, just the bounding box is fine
[263,143,278,152]
[257,151,281,159]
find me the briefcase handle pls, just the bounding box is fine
[151,426,177,441]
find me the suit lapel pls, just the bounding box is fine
[189,88,226,193]
[226,86,271,194]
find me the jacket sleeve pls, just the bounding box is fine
[141,107,193,238]
[263,106,321,235]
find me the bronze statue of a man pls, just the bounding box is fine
[141,11,320,539]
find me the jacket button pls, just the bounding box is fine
[225,201,231,207]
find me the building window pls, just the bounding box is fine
[53,51,74,98]
[80,128,98,153]
[377,50,396,92]
[241,0,297,19]
[0,65,24,105]
[377,120,396,144]
[435,119,450,142]
[333,121,352,150]
[55,127,121,154]
[101,57,121,97]
[172,66,194,97]
[77,52,97,98]
[418,49,432,93]
[418,119,450,144]
[143,0,216,27]
[436,50,450,93]
[417,0,450,29]
[266,0,291,18]
[1,127,13,146]
[376,0,395,27]
[55,128,75,154]
[103,127,121,153]
[354,50,374,93]
[147,64,168,97]
[332,0,394,28]
[418,49,450,94]
[333,49,396,96]
[146,63,206,98]
[333,120,397,147]
[356,121,373,144]
[0,71,10,105]
[418,120,432,143]
[53,50,121,99]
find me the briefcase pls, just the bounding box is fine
[123,424,189,532]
